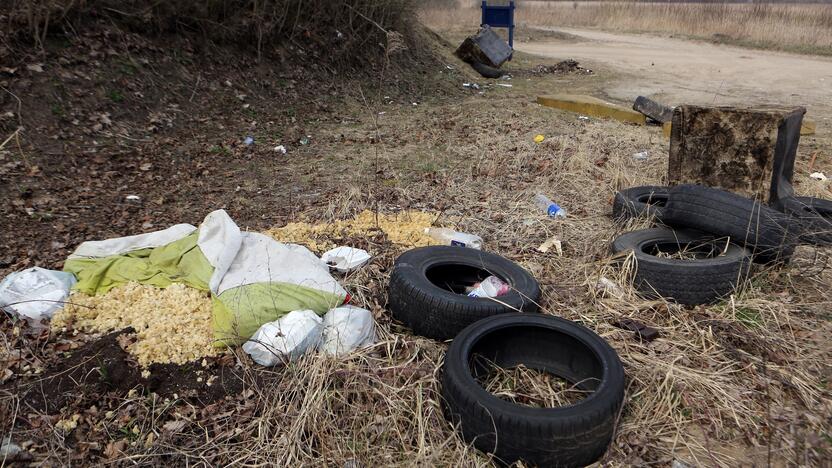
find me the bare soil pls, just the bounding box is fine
[516,27,832,121]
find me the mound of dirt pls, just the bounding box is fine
[11,329,244,414]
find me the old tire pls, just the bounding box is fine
[441,313,625,467]
[388,246,540,340]
[470,60,504,79]
[781,196,832,246]
[611,227,751,305]
[612,185,669,221]
[663,184,797,263]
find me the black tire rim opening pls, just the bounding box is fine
[641,239,726,261]
[426,263,509,295]
[466,324,604,409]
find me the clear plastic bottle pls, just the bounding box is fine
[424,228,483,250]
[534,194,567,218]
[467,276,510,298]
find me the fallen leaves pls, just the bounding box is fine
[103,439,127,459]
[162,419,188,433]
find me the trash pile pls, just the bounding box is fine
[1,209,380,368]
[243,305,376,366]
[529,59,590,76]
[610,103,829,307]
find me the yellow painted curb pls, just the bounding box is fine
[537,94,646,125]
[661,119,816,139]
[801,120,816,136]
[662,121,673,139]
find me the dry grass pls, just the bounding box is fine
[2,48,831,466]
[476,360,591,408]
[135,94,828,465]
[421,1,832,56]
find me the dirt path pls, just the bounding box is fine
[516,27,832,122]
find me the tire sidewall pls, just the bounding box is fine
[614,228,749,270]
[393,247,539,311]
[443,313,624,424]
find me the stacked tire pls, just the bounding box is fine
[611,227,751,305]
[612,185,669,222]
[780,196,832,246]
[611,184,800,305]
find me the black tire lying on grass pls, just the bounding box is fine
[611,227,752,305]
[387,246,540,340]
[441,313,625,467]
[663,184,797,264]
[470,60,505,79]
[612,185,669,221]
[780,196,832,246]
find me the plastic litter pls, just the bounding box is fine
[300,136,311,145]
[534,194,567,218]
[496,83,513,88]
[633,151,649,161]
[578,115,590,121]
[321,246,372,273]
[274,145,287,154]
[243,136,254,146]
[467,276,510,298]
[320,305,376,356]
[0,267,77,325]
[125,195,141,202]
[424,227,483,249]
[463,83,481,90]
[533,134,545,144]
[242,310,323,366]
[810,171,828,181]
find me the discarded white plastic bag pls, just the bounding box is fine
[0,267,76,325]
[242,310,322,366]
[320,246,372,273]
[320,305,376,356]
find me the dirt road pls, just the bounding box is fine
[516,28,832,120]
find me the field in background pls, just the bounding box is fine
[421,1,832,55]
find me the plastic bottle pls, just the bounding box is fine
[534,194,567,218]
[467,276,510,298]
[424,228,482,250]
